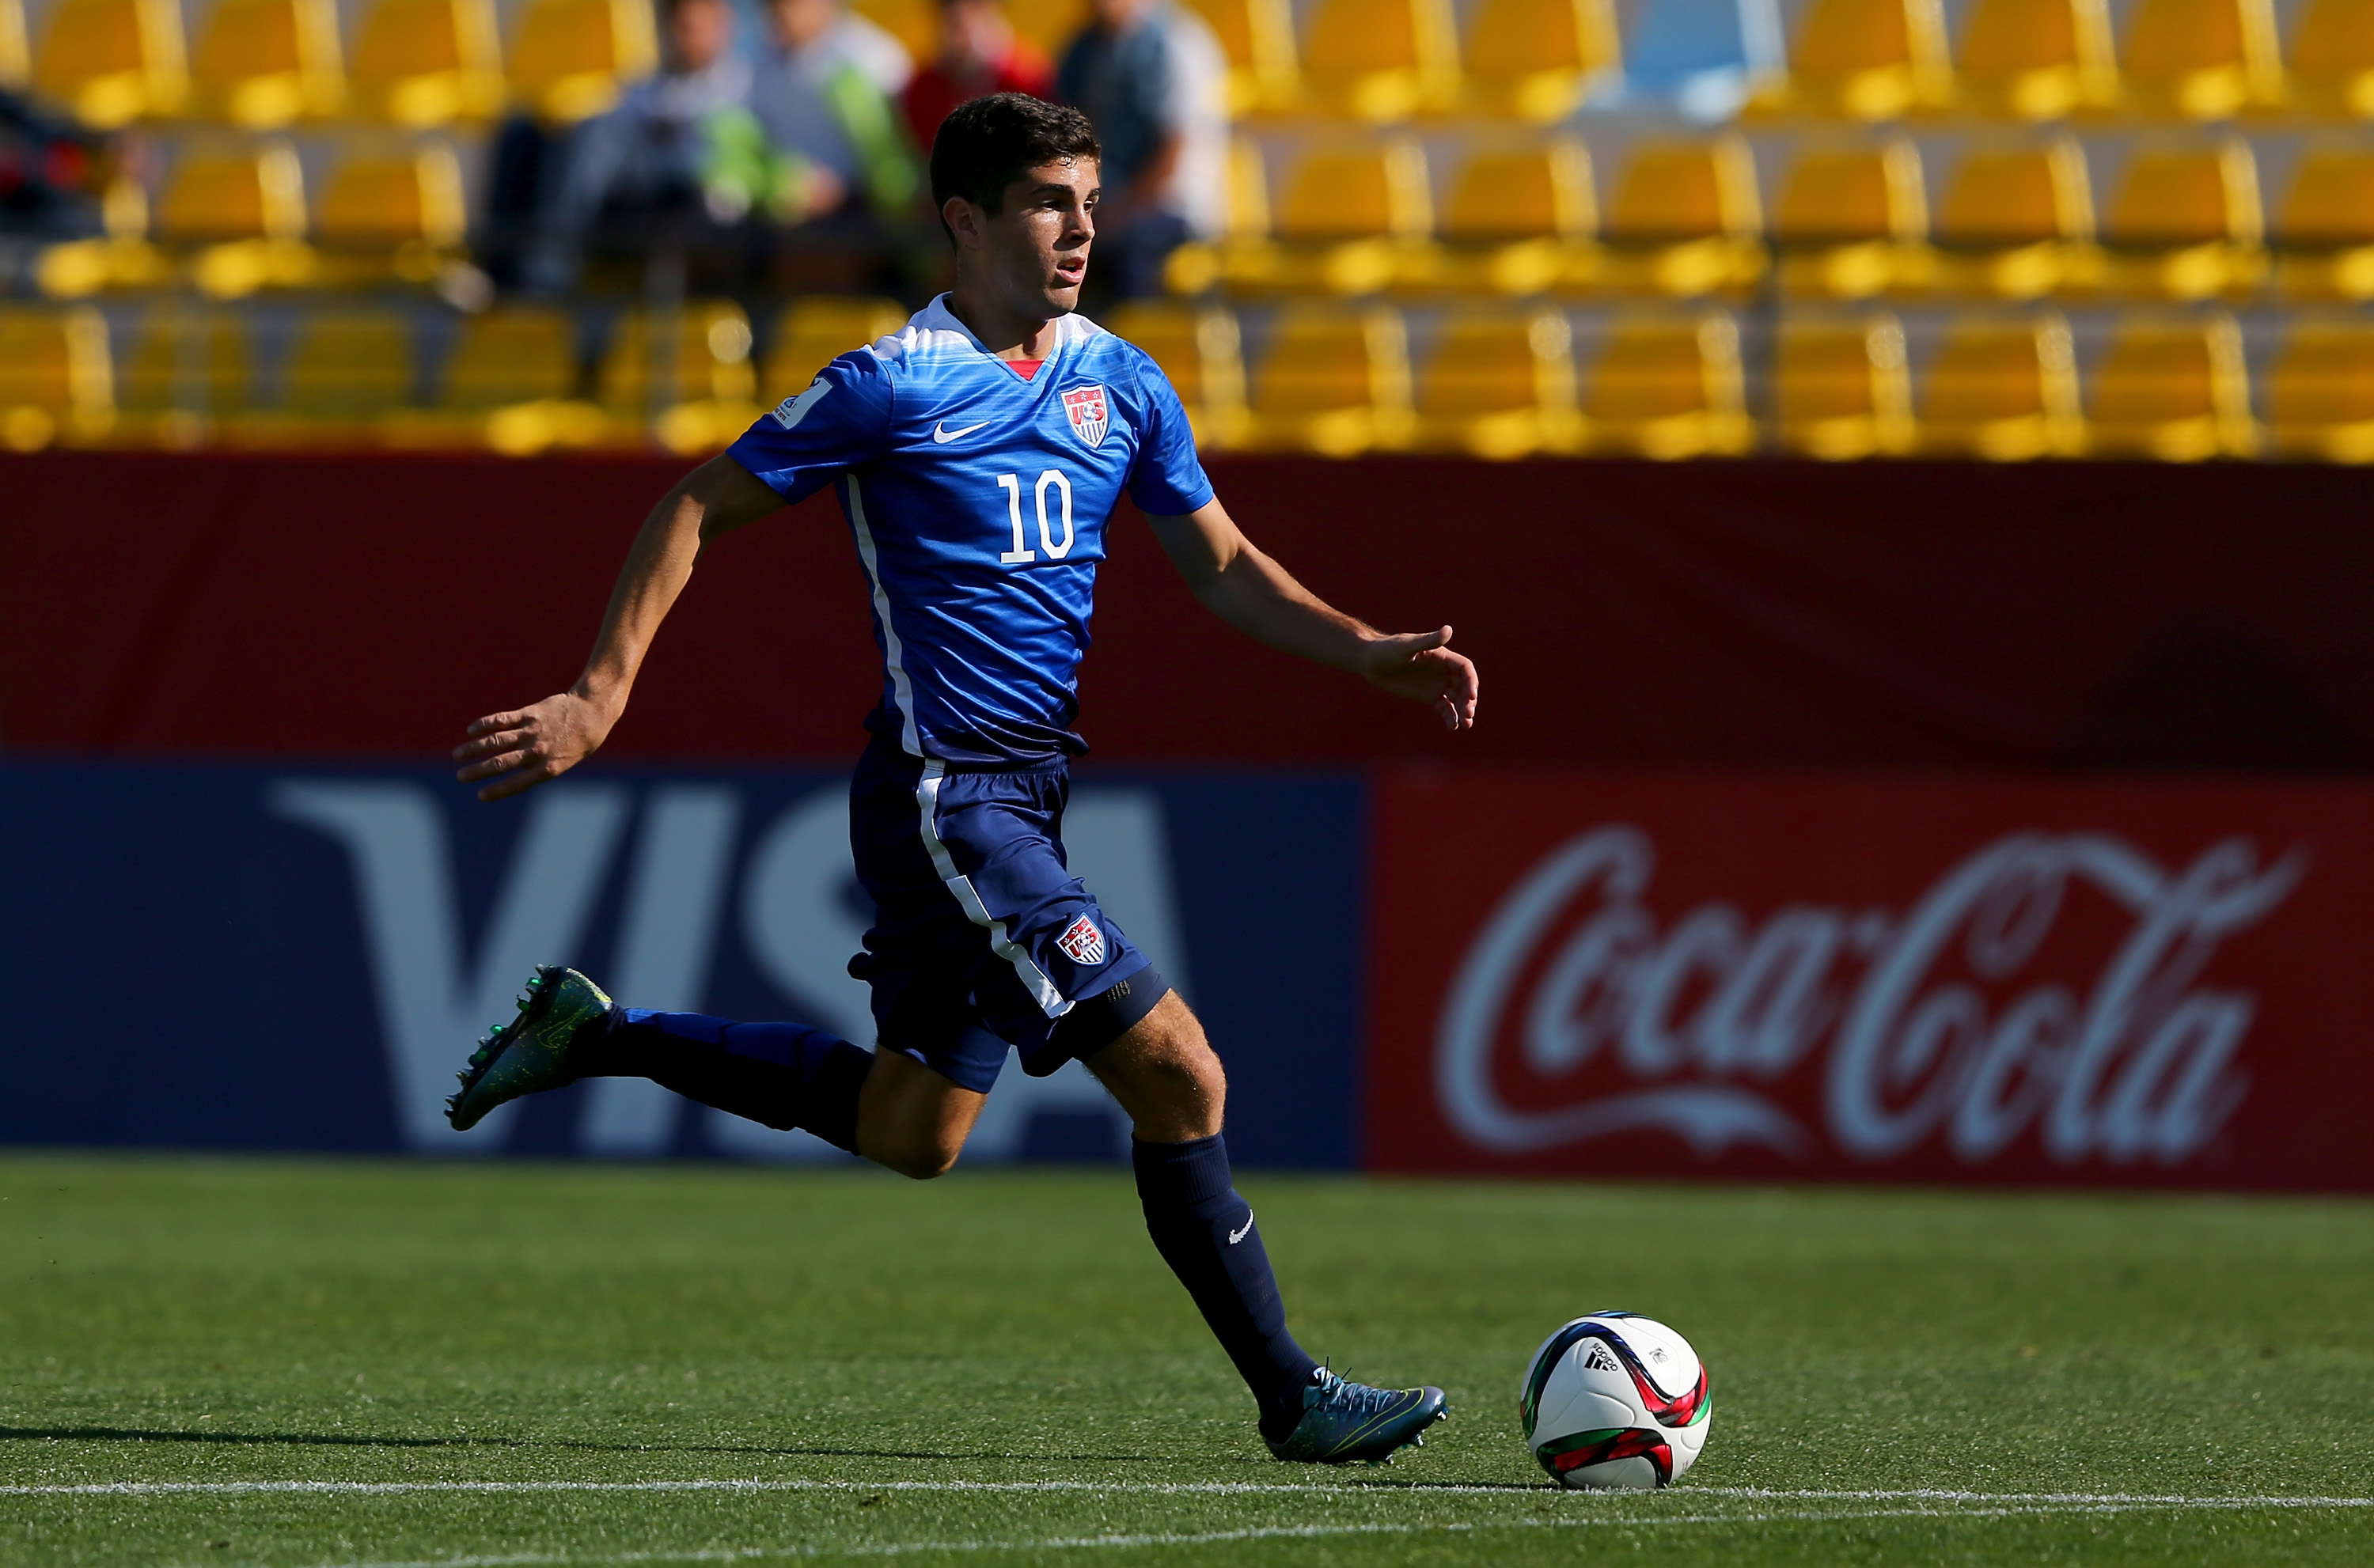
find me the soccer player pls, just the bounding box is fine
[446,93,1478,1465]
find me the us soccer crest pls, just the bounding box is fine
[1056,913,1107,967]
[1062,384,1110,449]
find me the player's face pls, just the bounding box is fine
[974,157,1099,320]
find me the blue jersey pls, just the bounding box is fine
[726,296,1215,766]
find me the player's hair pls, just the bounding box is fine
[929,93,1102,246]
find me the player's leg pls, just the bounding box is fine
[1079,995,1448,1463]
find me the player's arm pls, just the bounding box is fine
[1143,498,1478,731]
[453,455,783,800]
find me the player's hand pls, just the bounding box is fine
[1363,626,1479,732]
[453,691,614,801]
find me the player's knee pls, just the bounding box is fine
[873,1127,965,1180]
[1088,994,1227,1140]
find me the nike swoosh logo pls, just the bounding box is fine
[933,420,989,444]
[1228,1214,1254,1245]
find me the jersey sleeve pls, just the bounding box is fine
[725,347,896,504]
[1124,354,1216,516]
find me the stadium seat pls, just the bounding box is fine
[32,0,188,126]
[0,305,115,449]
[1915,312,2083,459]
[227,309,415,445]
[32,173,173,295]
[1775,311,1912,458]
[1401,138,1593,295]
[1,0,26,89]
[188,0,346,127]
[2268,320,2374,462]
[2274,150,2374,301]
[599,301,762,453]
[1771,139,1928,299]
[1102,300,1250,446]
[1412,305,1580,459]
[2116,0,2283,119]
[1951,0,2117,119]
[348,0,504,125]
[1006,0,1090,60]
[1162,136,1270,294]
[1746,0,1951,119]
[2090,141,2266,300]
[1580,312,1752,458]
[1198,138,1430,295]
[117,307,251,446]
[1581,137,1765,297]
[1242,301,1413,454]
[2084,312,2256,460]
[508,0,655,123]
[851,0,936,63]
[1459,0,1620,122]
[1295,0,1461,120]
[2287,0,2374,119]
[1181,0,1299,113]
[1924,138,2096,298]
[310,140,467,284]
[379,304,596,453]
[155,139,316,297]
[761,296,909,403]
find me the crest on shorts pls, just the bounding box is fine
[1056,913,1107,967]
[1061,384,1109,449]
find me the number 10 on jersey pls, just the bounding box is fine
[996,472,1075,564]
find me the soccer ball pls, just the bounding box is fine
[1519,1311,1712,1490]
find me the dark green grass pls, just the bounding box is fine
[0,1154,2368,1566]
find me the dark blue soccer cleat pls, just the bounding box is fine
[446,965,613,1131]
[1265,1367,1449,1464]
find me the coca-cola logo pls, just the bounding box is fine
[1435,827,2306,1167]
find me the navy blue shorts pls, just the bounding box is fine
[846,739,1166,1094]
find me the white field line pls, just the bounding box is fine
[9,1478,2374,1507]
[301,1498,2374,1568]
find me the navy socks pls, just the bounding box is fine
[574,1009,872,1154]
[1132,1134,1320,1441]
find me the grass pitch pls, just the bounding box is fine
[1,1156,2368,1566]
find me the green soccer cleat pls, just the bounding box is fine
[445,965,613,1131]
[1265,1367,1449,1464]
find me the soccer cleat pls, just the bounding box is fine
[445,965,613,1131]
[1265,1367,1449,1464]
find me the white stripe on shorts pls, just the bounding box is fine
[913,761,1072,1019]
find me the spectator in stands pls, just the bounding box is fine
[903,0,1054,152]
[521,0,753,290]
[1055,0,1227,299]
[749,0,921,223]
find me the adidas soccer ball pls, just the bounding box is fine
[1519,1311,1712,1490]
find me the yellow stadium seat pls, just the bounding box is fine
[1776,312,1912,458]
[1749,0,1951,119]
[226,310,415,445]
[1104,299,1250,446]
[33,0,187,126]
[1007,0,1090,59]
[0,305,114,449]
[1,0,28,89]
[1406,138,1595,294]
[2268,320,2374,461]
[156,139,315,297]
[1460,0,1618,122]
[1296,0,1460,120]
[1243,302,1413,454]
[118,307,250,445]
[1181,0,1298,113]
[1200,138,1430,295]
[1916,312,2082,459]
[2091,141,2266,299]
[761,295,908,403]
[2289,0,2374,118]
[851,0,936,64]
[380,304,597,453]
[1952,0,2117,119]
[349,0,503,125]
[1772,139,1927,298]
[1162,137,1271,293]
[599,301,762,453]
[1413,306,1580,458]
[2085,313,2256,460]
[1581,312,1752,458]
[1580,137,1765,297]
[510,0,656,123]
[309,140,467,285]
[2275,150,2374,300]
[2117,0,2282,119]
[189,0,345,127]
[1924,138,2095,297]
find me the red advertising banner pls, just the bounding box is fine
[1368,774,2374,1191]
